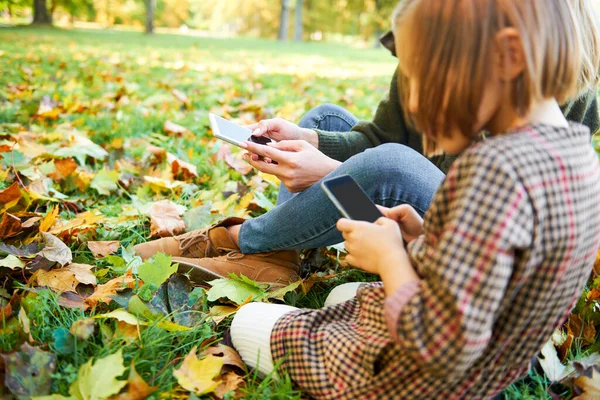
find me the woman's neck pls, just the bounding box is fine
[488,98,568,136]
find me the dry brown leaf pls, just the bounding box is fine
[200,344,246,372]
[39,205,59,233]
[171,89,191,107]
[35,268,80,293]
[147,200,186,238]
[65,263,97,286]
[21,216,42,228]
[208,305,238,325]
[85,275,136,307]
[573,369,600,399]
[147,145,167,163]
[0,182,22,205]
[164,120,189,136]
[167,153,198,180]
[0,212,21,239]
[109,362,155,400]
[217,143,252,175]
[69,318,96,340]
[87,241,120,258]
[214,372,244,399]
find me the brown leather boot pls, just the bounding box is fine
[172,249,300,286]
[133,217,244,261]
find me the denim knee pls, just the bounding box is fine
[298,103,358,131]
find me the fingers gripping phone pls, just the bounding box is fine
[321,174,383,223]
[209,113,273,148]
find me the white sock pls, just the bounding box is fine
[231,302,298,377]
[324,282,364,307]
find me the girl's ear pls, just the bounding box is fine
[494,28,526,81]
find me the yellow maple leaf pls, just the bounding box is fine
[173,348,224,395]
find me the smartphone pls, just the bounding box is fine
[321,174,383,223]
[209,113,273,148]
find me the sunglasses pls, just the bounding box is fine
[379,31,397,57]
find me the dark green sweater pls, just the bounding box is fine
[317,69,600,174]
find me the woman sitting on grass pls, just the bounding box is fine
[229,0,600,399]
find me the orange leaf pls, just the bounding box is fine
[39,206,59,233]
[109,363,156,400]
[0,213,21,239]
[164,120,189,136]
[0,182,22,205]
[87,241,121,258]
[34,268,80,293]
[147,200,186,238]
[167,153,198,180]
[214,372,244,399]
[50,158,78,181]
[200,344,246,372]
[85,275,136,307]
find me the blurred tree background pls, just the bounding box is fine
[0,0,398,44]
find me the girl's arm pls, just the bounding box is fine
[383,150,533,377]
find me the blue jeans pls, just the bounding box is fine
[237,104,446,254]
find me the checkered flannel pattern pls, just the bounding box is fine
[270,123,600,399]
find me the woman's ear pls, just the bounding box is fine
[494,28,526,81]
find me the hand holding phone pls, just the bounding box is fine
[321,174,383,222]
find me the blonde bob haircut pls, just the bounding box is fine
[392,0,590,144]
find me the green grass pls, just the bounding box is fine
[0,26,595,399]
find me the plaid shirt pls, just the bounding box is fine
[270,123,600,399]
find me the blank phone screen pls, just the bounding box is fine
[324,176,383,222]
[213,115,254,144]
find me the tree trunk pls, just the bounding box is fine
[278,0,290,41]
[32,0,52,25]
[294,0,303,41]
[145,0,155,34]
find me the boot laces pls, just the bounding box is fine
[178,230,211,258]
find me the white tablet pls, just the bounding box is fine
[209,113,273,148]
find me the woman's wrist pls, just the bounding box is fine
[301,128,319,148]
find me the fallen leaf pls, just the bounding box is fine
[52,157,78,179]
[207,274,268,305]
[94,309,148,326]
[39,232,72,266]
[207,305,238,325]
[110,362,156,400]
[0,182,22,205]
[87,240,120,258]
[1,343,57,397]
[85,275,136,307]
[39,205,59,233]
[268,280,302,301]
[539,339,572,382]
[49,211,104,237]
[70,318,96,340]
[91,170,120,195]
[68,350,127,400]
[147,145,167,163]
[146,200,187,238]
[35,268,80,293]
[173,349,224,395]
[168,152,198,180]
[19,307,31,336]
[138,253,178,287]
[164,120,189,135]
[113,321,138,341]
[200,344,245,371]
[22,216,42,228]
[65,263,97,285]
[214,372,244,399]
[171,89,191,107]
[573,368,600,399]
[217,143,252,175]
[0,254,25,270]
[0,212,22,239]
